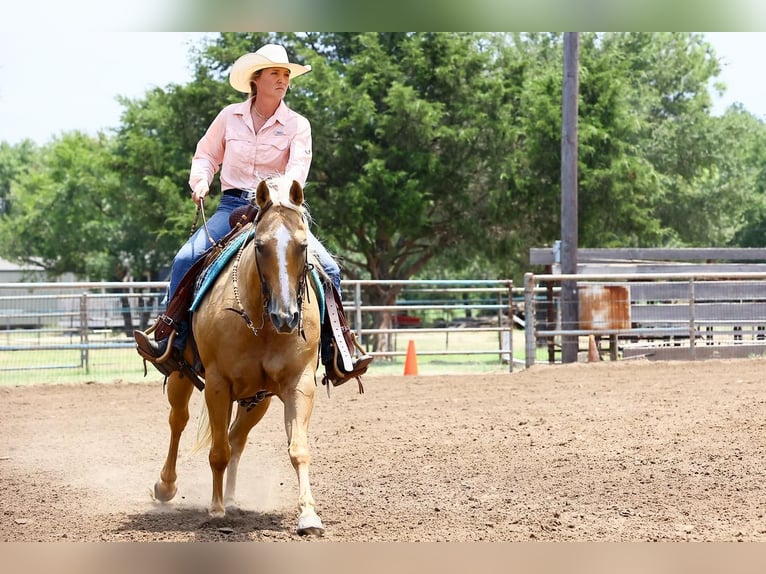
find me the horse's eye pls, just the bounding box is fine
[255,242,265,253]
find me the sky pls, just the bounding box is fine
[0,32,211,145]
[1,32,765,146]
[706,32,766,119]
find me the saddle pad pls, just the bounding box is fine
[311,267,325,321]
[190,229,254,312]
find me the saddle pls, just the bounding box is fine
[151,205,258,342]
[136,205,259,388]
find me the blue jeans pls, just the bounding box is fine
[166,194,341,305]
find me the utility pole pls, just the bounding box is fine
[560,32,579,363]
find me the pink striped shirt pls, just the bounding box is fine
[189,97,312,192]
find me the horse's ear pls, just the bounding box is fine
[256,180,270,209]
[289,180,304,206]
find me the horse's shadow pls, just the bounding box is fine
[113,504,299,541]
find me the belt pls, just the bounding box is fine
[223,189,251,200]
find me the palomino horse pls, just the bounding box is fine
[152,177,325,535]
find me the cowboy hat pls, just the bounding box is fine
[229,44,312,93]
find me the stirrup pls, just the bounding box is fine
[322,342,372,393]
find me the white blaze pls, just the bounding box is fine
[275,224,292,309]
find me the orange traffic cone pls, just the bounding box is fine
[587,335,600,363]
[404,339,419,375]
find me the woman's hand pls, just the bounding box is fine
[192,180,209,205]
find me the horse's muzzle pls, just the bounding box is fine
[269,309,300,333]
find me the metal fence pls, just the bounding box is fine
[0,280,520,383]
[6,272,766,383]
[524,271,766,366]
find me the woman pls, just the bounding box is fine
[134,43,371,383]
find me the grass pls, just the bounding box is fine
[0,329,540,386]
[363,330,518,376]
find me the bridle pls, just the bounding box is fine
[227,200,311,339]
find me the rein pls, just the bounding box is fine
[199,197,215,245]
[190,197,216,246]
[227,227,265,336]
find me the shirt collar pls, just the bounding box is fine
[272,100,290,125]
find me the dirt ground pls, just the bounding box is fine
[2,357,766,542]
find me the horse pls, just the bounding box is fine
[152,177,325,536]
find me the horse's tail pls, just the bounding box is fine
[191,400,212,455]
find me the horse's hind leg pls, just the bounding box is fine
[224,398,272,508]
[154,373,195,502]
[282,372,324,536]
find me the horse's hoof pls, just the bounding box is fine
[153,481,177,502]
[297,514,324,536]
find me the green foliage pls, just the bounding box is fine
[0,133,123,278]
[292,32,521,286]
[0,140,38,216]
[729,104,766,248]
[1,31,766,291]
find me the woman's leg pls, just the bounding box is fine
[167,196,248,302]
[135,196,249,362]
[307,230,341,293]
[307,229,372,382]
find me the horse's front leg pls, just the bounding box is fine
[206,389,233,517]
[154,373,194,502]
[225,397,272,508]
[282,371,324,536]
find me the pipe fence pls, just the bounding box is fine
[0,280,521,384]
[6,271,766,383]
[524,271,766,366]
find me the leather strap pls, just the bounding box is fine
[325,290,354,372]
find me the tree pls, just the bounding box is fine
[295,33,515,276]
[129,32,766,352]
[3,32,765,343]
[282,33,522,346]
[728,104,766,247]
[0,132,123,279]
[610,32,731,246]
[0,140,38,216]
[493,32,762,258]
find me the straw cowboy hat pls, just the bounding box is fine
[229,44,312,93]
